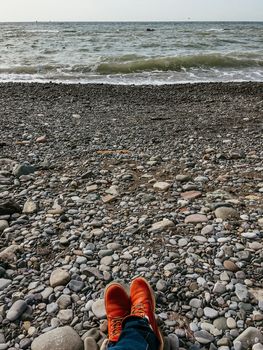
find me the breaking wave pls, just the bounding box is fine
[97,54,263,74]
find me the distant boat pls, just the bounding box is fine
[146,28,155,32]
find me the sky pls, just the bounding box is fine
[1,0,263,22]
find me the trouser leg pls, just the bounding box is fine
[108,317,160,350]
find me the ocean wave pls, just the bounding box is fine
[1,54,263,77]
[0,64,63,74]
[97,54,263,74]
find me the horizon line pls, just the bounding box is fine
[0,20,262,23]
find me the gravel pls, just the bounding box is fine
[0,82,262,349]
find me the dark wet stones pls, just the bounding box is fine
[0,200,21,215]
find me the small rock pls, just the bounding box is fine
[6,300,27,321]
[224,260,239,272]
[0,278,11,291]
[181,191,202,200]
[213,317,228,331]
[84,337,98,350]
[189,298,202,308]
[137,257,147,265]
[226,317,236,329]
[36,135,47,143]
[102,195,117,203]
[235,283,248,301]
[92,299,106,319]
[23,200,38,214]
[153,182,171,191]
[241,231,258,239]
[0,220,8,232]
[68,279,84,292]
[13,163,35,177]
[57,295,71,309]
[176,174,191,182]
[194,330,214,344]
[214,207,239,220]
[201,225,214,235]
[164,263,176,271]
[149,219,175,232]
[57,309,73,323]
[185,214,208,224]
[86,184,98,193]
[213,282,226,294]
[50,269,70,287]
[156,279,167,291]
[204,307,219,319]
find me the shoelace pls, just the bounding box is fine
[131,302,145,317]
[109,316,123,337]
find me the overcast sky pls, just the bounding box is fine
[1,0,263,22]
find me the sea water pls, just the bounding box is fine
[0,21,262,84]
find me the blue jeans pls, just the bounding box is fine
[108,317,160,350]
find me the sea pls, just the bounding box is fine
[0,21,263,85]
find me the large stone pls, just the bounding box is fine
[185,214,208,224]
[50,269,70,288]
[6,300,27,321]
[233,327,263,349]
[214,207,239,220]
[13,163,35,177]
[31,326,83,350]
[149,219,175,232]
[92,299,106,319]
[23,200,38,214]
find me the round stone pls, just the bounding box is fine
[50,269,70,288]
[204,307,219,319]
[31,326,83,350]
[214,207,239,220]
[6,300,27,321]
[92,299,106,319]
[194,330,214,344]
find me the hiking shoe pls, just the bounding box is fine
[104,282,130,342]
[130,277,164,350]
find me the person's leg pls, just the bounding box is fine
[104,278,163,350]
[108,316,159,350]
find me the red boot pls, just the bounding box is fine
[104,282,130,342]
[130,277,164,350]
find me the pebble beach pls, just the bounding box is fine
[0,81,263,350]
